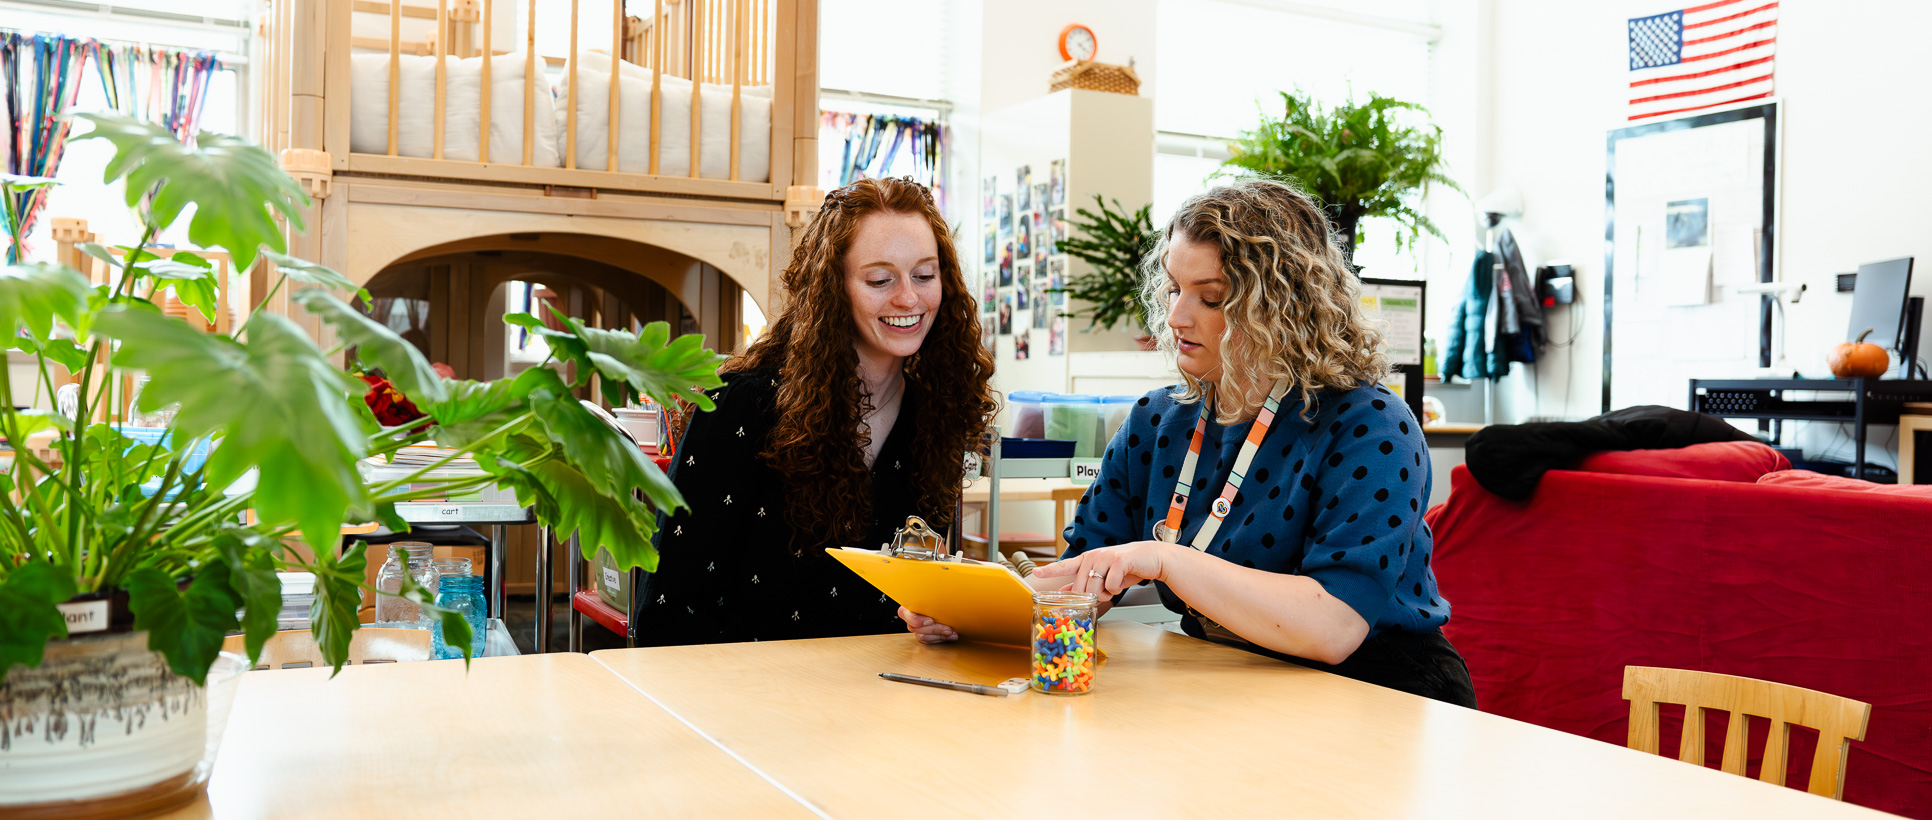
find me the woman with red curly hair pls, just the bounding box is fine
[632,178,997,645]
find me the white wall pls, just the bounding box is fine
[1471,1,1932,439]
[979,0,1156,114]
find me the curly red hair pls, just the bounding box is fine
[727,178,997,545]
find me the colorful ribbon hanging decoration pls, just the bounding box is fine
[92,43,222,145]
[1,29,221,262]
[2,32,91,261]
[820,110,948,208]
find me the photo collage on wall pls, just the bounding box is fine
[981,159,1070,358]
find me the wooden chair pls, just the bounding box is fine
[222,628,433,671]
[1622,666,1872,800]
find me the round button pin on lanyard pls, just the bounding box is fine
[1152,379,1290,550]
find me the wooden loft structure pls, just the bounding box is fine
[257,0,824,333]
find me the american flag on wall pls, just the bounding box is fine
[1626,0,1779,121]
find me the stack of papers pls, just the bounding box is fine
[385,445,477,470]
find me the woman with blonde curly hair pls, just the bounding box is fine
[902,179,1475,706]
[635,177,997,645]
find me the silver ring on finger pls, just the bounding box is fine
[1088,569,1103,578]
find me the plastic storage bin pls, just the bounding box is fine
[999,437,1077,459]
[613,402,665,454]
[1043,394,1102,458]
[1097,395,1140,453]
[593,547,630,610]
[1007,391,1051,439]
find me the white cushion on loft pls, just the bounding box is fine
[349,52,562,167]
[560,54,772,182]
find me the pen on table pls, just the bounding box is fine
[879,672,1009,697]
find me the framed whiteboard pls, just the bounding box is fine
[1603,101,1781,413]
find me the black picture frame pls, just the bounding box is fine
[1360,276,1427,424]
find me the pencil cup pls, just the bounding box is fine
[1031,591,1098,695]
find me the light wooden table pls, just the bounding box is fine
[156,653,816,819]
[959,476,1080,504]
[590,623,1896,819]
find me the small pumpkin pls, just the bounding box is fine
[1828,328,1891,378]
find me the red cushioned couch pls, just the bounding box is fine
[1426,442,1932,816]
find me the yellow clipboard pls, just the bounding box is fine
[827,547,1036,647]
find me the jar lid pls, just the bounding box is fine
[1032,590,1098,605]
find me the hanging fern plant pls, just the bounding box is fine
[1220,90,1461,261]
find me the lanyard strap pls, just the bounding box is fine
[1157,379,1289,550]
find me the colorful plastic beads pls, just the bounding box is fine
[1030,612,1096,694]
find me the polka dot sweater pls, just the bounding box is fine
[630,370,908,645]
[1062,383,1449,638]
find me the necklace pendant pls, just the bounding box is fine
[1152,523,1180,543]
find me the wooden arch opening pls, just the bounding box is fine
[363,232,753,380]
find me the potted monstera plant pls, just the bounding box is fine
[0,113,721,815]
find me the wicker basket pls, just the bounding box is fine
[1049,61,1141,96]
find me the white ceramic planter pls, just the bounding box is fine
[0,630,245,819]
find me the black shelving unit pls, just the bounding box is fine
[1688,378,1932,480]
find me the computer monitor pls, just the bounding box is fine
[1846,257,1914,352]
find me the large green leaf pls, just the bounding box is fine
[139,252,221,324]
[310,542,366,677]
[127,565,241,685]
[0,263,91,344]
[422,378,528,450]
[212,529,283,666]
[0,172,58,190]
[562,318,725,412]
[18,336,88,372]
[296,288,447,404]
[262,251,369,304]
[96,308,371,548]
[529,387,682,514]
[0,562,79,684]
[8,409,72,440]
[70,113,308,272]
[481,437,660,572]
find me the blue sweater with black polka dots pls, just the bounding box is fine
[1061,383,1448,638]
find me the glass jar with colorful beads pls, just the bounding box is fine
[1031,591,1098,695]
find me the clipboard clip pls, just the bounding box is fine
[881,515,952,561]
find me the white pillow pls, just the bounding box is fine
[350,52,561,167]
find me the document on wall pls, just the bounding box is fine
[1660,197,1712,306]
[1712,226,1760,287]
[1359,283,1424,366]
[1661,248,1712,306]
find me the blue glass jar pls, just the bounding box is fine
[431,575,487,660]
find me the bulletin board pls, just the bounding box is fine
[1602,101,1781,413]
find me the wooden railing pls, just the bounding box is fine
[256,0,798,198]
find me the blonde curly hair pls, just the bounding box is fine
[1142,179,1392,422]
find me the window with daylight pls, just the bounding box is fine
[1153,0,1440,278]
[8,0,251,258]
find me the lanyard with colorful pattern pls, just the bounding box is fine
[1152,379,1290,550]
